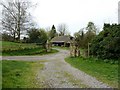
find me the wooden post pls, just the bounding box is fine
[70,42,73,57]
[88,42,89,57]
[73,45,76,57]
[76,46,80,57]
[88,42,91,58]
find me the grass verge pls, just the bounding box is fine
[65,56,118,88]
[0,61,2,89]
[2,48,58,56]
[1,41,39,51]
[1,41,58,56]
[2,60,44,88]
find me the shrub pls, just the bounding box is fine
[90,24,120,60]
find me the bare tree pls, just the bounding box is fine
[57,23,68,36]
[1,0,34,41]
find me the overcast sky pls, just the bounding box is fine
[30,0,119,35]
[1,0,119,35]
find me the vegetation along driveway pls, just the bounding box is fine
[2,48,111,88]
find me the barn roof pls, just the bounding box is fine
[51,36,73,43]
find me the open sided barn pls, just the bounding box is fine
[51,36,73,47]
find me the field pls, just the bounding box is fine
[1,41,58,56]
[2,60,44,88]
[65,57,118,88]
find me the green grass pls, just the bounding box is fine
[1,41,39,51]
[2,48,58,56]
[1,41,58,56]
[65,57,118,88]
[2,60,44,88]
[0,61,2,89]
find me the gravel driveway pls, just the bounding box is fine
[2,48,111,88]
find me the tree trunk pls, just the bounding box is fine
[17,2,21,41]
[43,44,47,52]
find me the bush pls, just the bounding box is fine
[27,28,48,49]
[2,33,14,41]
[90,24,120,60]
[104,59,109,63]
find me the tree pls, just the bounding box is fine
[1,0,34,41]
[27,28,48,48]
[74,28,84,48]
[27,28,40,43]
[2,33,14,41]
[57,23,68,36]
[84,22,97,48]
[86,22,97,34]
[48,25,57,40]
[52,25,55,30]
[39,28,48,48]
[90,24,120,60]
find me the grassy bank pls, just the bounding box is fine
[1,41,58,56]
[2,48,58,56]
[1,41,39,51]
[2,60,44,88]
[0,61,1,89]
[65,57,118,88]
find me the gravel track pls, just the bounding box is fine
[2,48,111,88]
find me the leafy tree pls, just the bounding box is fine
[27,28,48,48]
[52,25,56,30]
[2,33,14,41]
[74,22,97,49]
[49,25,57,40]
[27,28,40,43]
[86,22,97,34]
[74,28,84,48]
[84,22,97,48]
[90,24,120,60]
[39,28,48,48]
